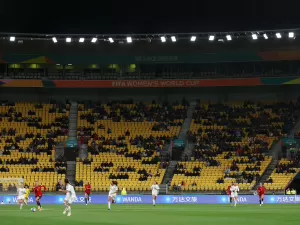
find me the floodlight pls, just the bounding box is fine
[252,34,258,40]
[190,36,196,42]
[52,37,57,43]
[171,36,176,42]
[263,34,268,39]
[91,37,97,43]
[79,38,85,43]
[276,33,282,38]
[226,35,232,41]
[10,36,15,42]
[209,35,215,41]
[289,32,295,38]
[127,37,132,43]
[66,37,72,42]
[108,37,114,43]
[161,36,166,42]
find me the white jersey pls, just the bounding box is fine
[17,188,26,200]
[17,188,26,196]
[230,185,239,197]
[151,184,160,196]
[109,185,118,197]
[65,183,76,204]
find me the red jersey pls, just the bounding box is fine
[257,186,266,196]
[85,184,91,195]
[33,185,46,197]
[226,186,231,195]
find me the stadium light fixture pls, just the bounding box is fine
[79,38,85,43]
[127,37,132,43]
[66,37,72,43]
[276,33,282,38]
[52,37,58,43]
[171,36,176,42]
[209,35,215,41]
[263,34,268,39]
[190,36,196,42]
[91,37,97,43]
[108,37,114,43]
[226,35,232,41]
[161,36,166,42]
[252,34,258,40]
[289,32,295,38]
[10,36,15,42]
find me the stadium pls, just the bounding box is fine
[0,27,300,225]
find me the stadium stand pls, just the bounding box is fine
[171,101,298,191]
[265,159,300,191]
[75,101,188,191]
[0,101,69,191]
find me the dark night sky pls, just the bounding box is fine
[1,1,299,34]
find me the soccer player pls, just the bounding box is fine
[33,181,47,211]
[230,183,239,207]
[108,181,118,210]
[84,181,91,205]
[24,185,30,205]
[257,183,266,206]
[226,183,233,204]
[17,183,26,209]
[151,181,160,206]
[59,178,76,217]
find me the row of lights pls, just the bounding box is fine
[7,32,296,43]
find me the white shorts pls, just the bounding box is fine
[64,197,75,205]
[152,192,158,197]
[109,193,117,200]
[231,193,238,198]
[18,195,25,201]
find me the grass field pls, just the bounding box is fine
[0,204,299,225]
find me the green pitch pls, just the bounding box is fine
[0,204,299,225]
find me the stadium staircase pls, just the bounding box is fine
[162,161,178,185]
[253,114,300,190]
[161,103,195,187]
[66,101,79,183]
[179,101,196,160]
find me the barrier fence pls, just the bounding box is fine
[1,195,299,205]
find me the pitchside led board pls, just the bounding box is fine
[1,195,299,205]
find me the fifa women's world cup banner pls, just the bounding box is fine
[1,195,299,205]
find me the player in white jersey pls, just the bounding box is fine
[59,178,76,217]
[108,181,118,210]
[151,181,160,206]
[17,183,26,209]
[230,183,239,207]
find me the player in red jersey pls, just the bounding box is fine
[226,183,233,204]
[84,181,91,205]
[257,183,266,206]
[32,181,47,211]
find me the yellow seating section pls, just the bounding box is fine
[171,154,272,191]
[0,103,68,190]
[0,151,65,191]
[75,103,186,190]
[0,103,68,150]
[76,152,165,191]
[265,159,300,191]
[77,104,184,139]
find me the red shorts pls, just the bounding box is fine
[35,196,42,199]
[85,192,90,196]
